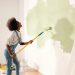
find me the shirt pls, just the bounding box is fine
[7,30,22,46]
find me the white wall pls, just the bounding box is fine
[23,0,75,75]
[0,0,24,64]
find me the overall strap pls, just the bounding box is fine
[15,30,21,43]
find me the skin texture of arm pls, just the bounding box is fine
[6,44,12,56]
[20,40,33,45]
[6,44,16,59]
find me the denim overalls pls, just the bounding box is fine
[4,31,20,75]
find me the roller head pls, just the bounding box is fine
[46,27,52,31]
[49,27,52,30]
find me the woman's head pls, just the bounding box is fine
[7,17,22,31]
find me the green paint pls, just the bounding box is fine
[26,0,75,53]
[52,18,74,52]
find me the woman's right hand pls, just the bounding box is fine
[10,53,16,59]
[28,40,33,44]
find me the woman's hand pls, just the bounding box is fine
[10,53,16,59]
[28,40,33,44]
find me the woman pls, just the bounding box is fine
[4,17,33,75]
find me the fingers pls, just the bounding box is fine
[10,53,16,59]
[29,40,33,44]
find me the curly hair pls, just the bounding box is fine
[7,17,20,31]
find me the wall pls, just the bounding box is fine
[23,0,75,75]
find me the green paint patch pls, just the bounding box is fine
[26,0,75,53]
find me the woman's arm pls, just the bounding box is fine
[6,44,16,59]
[6,44,12,56]
[20,40,33,45]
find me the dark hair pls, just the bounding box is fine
[7,17,20,31]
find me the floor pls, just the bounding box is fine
[0,65,43,75]
[12,69,42,75]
